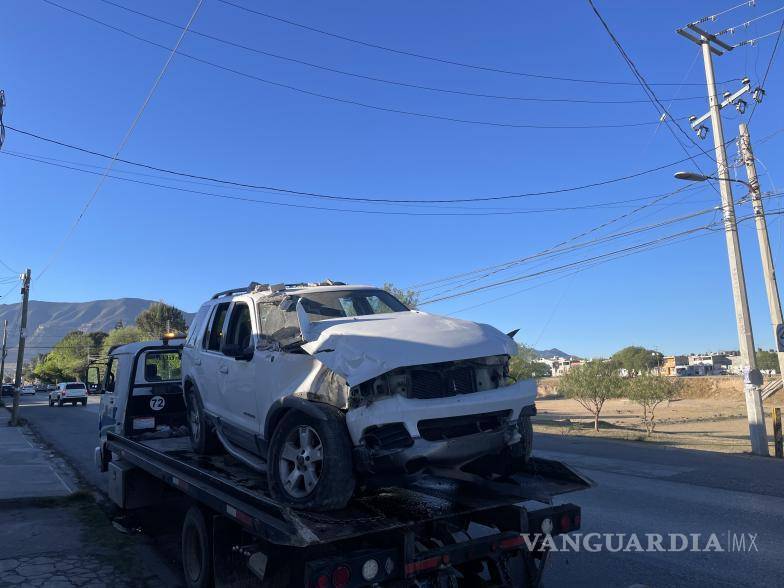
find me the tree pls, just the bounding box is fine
[102,326,146,355]
[136,301,187,339]
[756,349,780,374]
[383,283,420,309]
[611,346,663,375]
[33,331,107,383]
[509,344,551,379]
[627,374,681,435]
[558,360,626,431]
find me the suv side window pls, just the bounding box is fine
[225,303,252,351]
[258,300,300,348]
[186,304,210,348]
[204,302,230,352]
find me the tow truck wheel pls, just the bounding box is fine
[268,409,355,511]
[186,386,220,454]
[181,505,213,588]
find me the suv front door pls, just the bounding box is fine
[218,300,260,436]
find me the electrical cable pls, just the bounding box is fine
[96,0,709,106]
[36,0,205,281]
[41,0,683,131]
[746,15,784,123]
[217,0,739,87]
[716,5,784,36]
[2,150,706,217]
[3,124,745,204]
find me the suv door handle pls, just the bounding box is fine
[218,365,229,374]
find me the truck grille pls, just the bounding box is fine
[410,367,477,399]
[418,410,511,441]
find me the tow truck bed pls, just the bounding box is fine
[107,432,590,549]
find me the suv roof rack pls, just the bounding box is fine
[211,280,347,300]
[211,282,268,300]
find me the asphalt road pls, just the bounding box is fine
[14,392,784,587]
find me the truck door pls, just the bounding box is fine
[218,300,261,434]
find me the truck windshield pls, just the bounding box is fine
[296,289,409,322]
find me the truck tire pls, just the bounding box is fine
[186,387,220,454]
[518,416,533,463]
[268,409,355,511]
[81,399,87,406]
[181,506,213,588]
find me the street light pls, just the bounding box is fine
[674,171,752,190]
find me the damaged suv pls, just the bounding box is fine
[181,282,536,510]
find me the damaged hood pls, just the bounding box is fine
[300,311,518,386]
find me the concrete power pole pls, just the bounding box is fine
[10,269,31,427]
[0,320,8,385]
[677,24,769,455]
[739,123,784,390]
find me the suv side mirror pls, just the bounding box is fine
[222,342,254,361]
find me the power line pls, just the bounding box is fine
[96,0,709,106]
[747,14,784,123]
[1,148,707,213]
[716,5,784,36]
[41,0,681,131]
[37,0,205,281]
[691,1,761,26]
[217,0,738,87]
[4,124,745,203]
[2,150,707,217]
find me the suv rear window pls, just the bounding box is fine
[66,383,86,390]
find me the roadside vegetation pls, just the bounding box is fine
[25,301,186,384]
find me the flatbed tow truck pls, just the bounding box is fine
[93,339,592,587]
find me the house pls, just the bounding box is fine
[660,355,688,376]
[537,356,582,377]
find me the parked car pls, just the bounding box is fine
[181,282,536,510]
[1,384,15,397]
[35,383,48,393]
[49,382,88,406]
[19,385,36,396]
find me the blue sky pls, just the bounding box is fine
[1,0,783,357]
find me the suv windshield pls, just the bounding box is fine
[258,289,409,348]
[295,289,408,322]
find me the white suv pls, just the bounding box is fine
[182,282,536,510]
[50,382,88,407]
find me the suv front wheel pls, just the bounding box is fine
[268,409,355,511]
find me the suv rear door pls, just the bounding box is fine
[198,301,231,416]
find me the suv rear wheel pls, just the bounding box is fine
[268,409,355,511]
[186,387,220,454]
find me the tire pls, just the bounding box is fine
[58,398,63,407]
[268,408,355,511]
[181,505,213,588]
[186,386,220,455]
[49,399,54,407]
[81,399,87,406]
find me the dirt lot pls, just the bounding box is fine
[534,376,783,453]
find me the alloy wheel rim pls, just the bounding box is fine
[278,425,324,498]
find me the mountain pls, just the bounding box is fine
[533,348,574,359]
[0,298,194,368]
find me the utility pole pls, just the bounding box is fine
[739,123,784,391]
[677,23,769,455]
[0,320,7,385]
[10,269,31,427]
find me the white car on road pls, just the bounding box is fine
[19,385,37,396]
[181,282,537,511]
[49,382,88,407]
